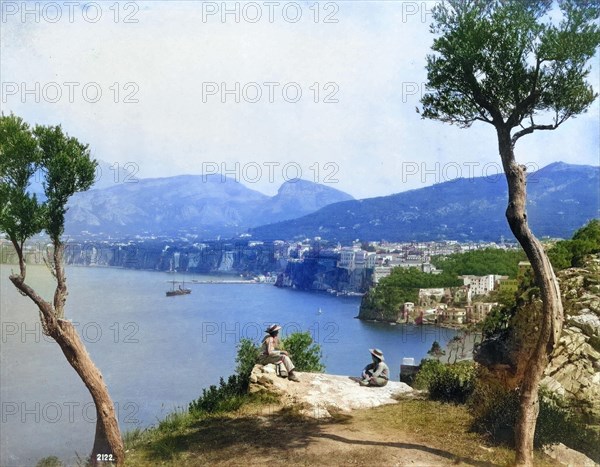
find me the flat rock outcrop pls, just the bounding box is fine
[249,364,414,418]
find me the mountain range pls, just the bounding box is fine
[249,162,599,242]
[64,162,598,242]
[65,175,354,238]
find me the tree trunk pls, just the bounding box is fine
[9,276,125,466]
[53,319,125,466]
[497,128,564,467]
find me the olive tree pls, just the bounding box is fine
[420,1,599,465]
[0,114,125,465]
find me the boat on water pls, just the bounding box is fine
[166,280,192,297]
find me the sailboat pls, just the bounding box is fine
[166,280,192,297]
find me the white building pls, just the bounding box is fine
[373,266,392,284]
[461,274,496,296]
[338,246,360,270]
[418,288,446,303]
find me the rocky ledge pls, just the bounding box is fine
[249,364,414,418]
[542,256,600,420]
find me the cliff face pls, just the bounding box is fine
[541,257,600,420]
[357,296,402,322]
[23,241,284,275]
[475,255,600,422]
[276,252,371,293]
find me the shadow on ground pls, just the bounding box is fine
[317,433,495,467]
[139,409,493,466]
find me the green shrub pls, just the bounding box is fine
[469,383,600,462]
[36,457,63,467]
[413,359,475,404]
[413,359,445,390]
[188,338,259,415]
[188,332,325,415]
[188,374,245,414]
[235,338,261,389]
[281,331,325,372]
[428,361,475,404]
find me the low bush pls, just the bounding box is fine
[188,375,246,414]
[188,333,325,415]
[412,358,444,390]
[413,359,475,404]
[281,331,325,373]
[469,382,600,462]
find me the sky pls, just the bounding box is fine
[1,0,599,199]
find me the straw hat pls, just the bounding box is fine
[369,348,385,361]
[265,324,282,334]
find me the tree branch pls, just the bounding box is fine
[8,274,58,330]
[506,58,542,129]
[462,65,503,124]
[511,121,565,146]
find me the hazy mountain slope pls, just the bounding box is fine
[65,176,354,238]
[248,162,599,242]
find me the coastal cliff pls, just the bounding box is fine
[275,251,372,293]
[475,254,600,422]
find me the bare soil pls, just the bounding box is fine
[124,400,560,467]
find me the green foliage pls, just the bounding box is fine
[421,1,600,131]
[35,457,64,467]
[188,375,246,414]
[189,333,324,415]
[481,305,513,338]
[413,358,445,390]
[360,267,461,320]
[281,331,325,373]
[0,114,97,245]
[189,338,259,414]
[34,125,96,242]
[413,360,476,404]
[431,248,526,278]
[235,338,261,389]
[428,361,476,404]
[469,384,600,462]
[549,220,600,270]
[0,114,45,245]
[427,340,446,360]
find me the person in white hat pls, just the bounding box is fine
[258,324,299,382]
[360,348,389,387]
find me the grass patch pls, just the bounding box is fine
[348,400,558,466]
[124,397,560,466]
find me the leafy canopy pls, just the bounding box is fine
[361,267,462,320]
[421,0,600,142]
[431,248,526,278]
[548,219,600,269]
[0,114,97,245]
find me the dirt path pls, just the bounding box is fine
[168,403,553,467]
[125,399,559,467]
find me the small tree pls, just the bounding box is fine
[421,2,599,465]
[447,335,465,364]
[427,340,446,361]
[0,114,125,465]
[281,331,325,372]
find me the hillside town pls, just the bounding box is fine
[0,236,526,329]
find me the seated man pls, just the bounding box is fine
[360,348,389,387]
[258,324,300,382]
